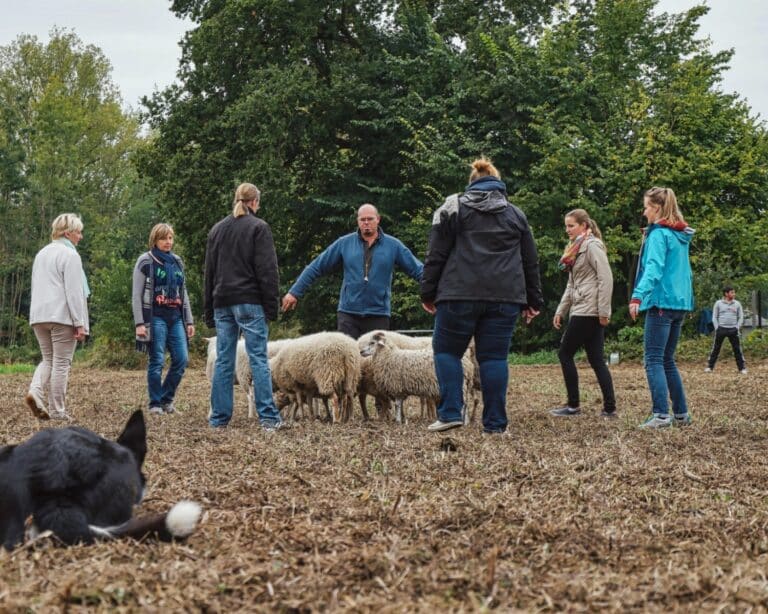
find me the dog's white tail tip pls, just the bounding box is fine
[165,500,201,538]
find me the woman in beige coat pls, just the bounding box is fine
[25,213,90,421]
[550,209,616,418]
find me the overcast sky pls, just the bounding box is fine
[0,1,766,122]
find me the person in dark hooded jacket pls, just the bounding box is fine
[630,187,695,429]
[421,157,543,434]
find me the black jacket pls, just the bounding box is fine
[420,190,543,309]
[204,211,280,326]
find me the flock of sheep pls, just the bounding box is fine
[204,330,481,424]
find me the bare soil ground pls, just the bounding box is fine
[1,361,768,612]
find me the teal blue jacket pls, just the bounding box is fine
[631,223,695,312]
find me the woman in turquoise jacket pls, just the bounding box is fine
[629,187,694,429]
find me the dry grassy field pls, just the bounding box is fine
[1,360,768,612]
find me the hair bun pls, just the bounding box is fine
[472,160,493,173]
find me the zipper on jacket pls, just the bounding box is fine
[363,241,374,282]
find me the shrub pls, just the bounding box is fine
[606,325,644,361]
[743,328,768,359]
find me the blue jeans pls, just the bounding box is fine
[643,308,689,417]
[148,316,188,407]
[432,301,520,432]
[210,304,281,427]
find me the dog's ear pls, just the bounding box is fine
[117,410,147,468]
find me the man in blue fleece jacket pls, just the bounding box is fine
[282,204,423,338]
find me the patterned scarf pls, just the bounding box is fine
[150,247,184,307]
[558,230,591,272]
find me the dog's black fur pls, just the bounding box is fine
[0,410,185,550]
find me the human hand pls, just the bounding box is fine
[136,324,148,338]
[524,307,540,324]
[553,314,562,330]
[74,326,86,341]
[422,301,436,315]
[629,303,639,321]
[599,316,609,327]
[187,324,195,338]
[281,293,298,312]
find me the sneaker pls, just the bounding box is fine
[740,369,748,375]
[162,402,176,414]
[25,391,50,420]
[704,367,712,373]
[673,413,692,426]
[638,414,672,429]
[427,420,464,432]
[49,411,73,422]
[549,406,581,417]
[148,406,165,415]
[262,421,288,433]
[600,410,618,419]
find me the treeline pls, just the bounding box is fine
[2,1,768,363]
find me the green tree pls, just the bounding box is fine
[0,30,158,351]
[142,0,768,348]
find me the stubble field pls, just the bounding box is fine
[1,360,768,612]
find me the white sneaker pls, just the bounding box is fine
[740,368,748,375]
[427,420,464,432]
[703,367,712,373]
[149,406,165,415]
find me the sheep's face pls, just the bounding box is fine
[359,332,386,357]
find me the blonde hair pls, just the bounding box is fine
[644,187,686,225]
[565,209,603,240]
[468,157,501,183]
[232,183,261,218]
[148,223,174,249]
[50,213,83,240]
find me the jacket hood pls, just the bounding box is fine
[647,221,695,244]
[461,189,510,213]
[578,235,606,253]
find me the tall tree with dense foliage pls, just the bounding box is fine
[141,0,768,343]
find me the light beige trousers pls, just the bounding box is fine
[30,323,78,414]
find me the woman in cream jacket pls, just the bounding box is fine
[550,209,616,418]
[25,213,89,421]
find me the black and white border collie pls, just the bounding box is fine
[1,410,200,550]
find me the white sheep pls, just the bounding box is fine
[359,331,475,424]
[356,330,432,419]
[269,332,361,423]
[206,337,293,419]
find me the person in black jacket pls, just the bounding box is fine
[421,158,543,434]
[204,182,283,430]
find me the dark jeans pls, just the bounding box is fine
[643,308,688,417]
[558,316,616,412]
[707,327,746,370]
[337,311,391,339]
[148,316,188,408]
[432,301,520,433]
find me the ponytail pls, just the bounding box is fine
[644,187,686,225]
[232,183,261,218]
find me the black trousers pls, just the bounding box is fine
[558,315,616,412]
[707,327,746,370]
[337,312,391,340]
